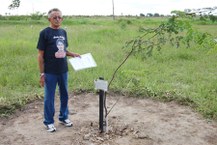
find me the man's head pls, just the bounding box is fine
[48,8,63,29]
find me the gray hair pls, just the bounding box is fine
[48,8,62,18]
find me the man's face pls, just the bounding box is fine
[49,11,63,28]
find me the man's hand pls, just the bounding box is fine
[39,74,45,87]
[72,53,81,58]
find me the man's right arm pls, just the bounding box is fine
[38,50,45,87]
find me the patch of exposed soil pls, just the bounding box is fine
[0,93,217,145]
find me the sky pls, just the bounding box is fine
[1,0,217,16]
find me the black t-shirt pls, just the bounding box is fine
[37,27,69,74]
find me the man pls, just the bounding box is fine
[37,8,80,132]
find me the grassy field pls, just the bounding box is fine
[0,16,217,120]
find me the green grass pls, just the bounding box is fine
[0,17,217,120]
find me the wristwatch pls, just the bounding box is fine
[40,73,45,77]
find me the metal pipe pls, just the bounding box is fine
[99,77,106,133]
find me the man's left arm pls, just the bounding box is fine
[66,51,80,57]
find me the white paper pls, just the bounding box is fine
[69,53,97,71]
[94,79,108,91]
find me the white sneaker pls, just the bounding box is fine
[46,124,56,132]
[59,119,73,127]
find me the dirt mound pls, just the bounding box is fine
[0,93,217,145]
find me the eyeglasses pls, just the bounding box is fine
[52,16,62,20]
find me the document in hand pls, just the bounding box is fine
[68,53,97,71]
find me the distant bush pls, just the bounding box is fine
[30,11,46,20]
[209,15,217,23]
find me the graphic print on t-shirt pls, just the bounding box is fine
[55,38,66,58]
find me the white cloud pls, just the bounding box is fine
[1,0,217,16]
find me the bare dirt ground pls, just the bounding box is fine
[0,93,217,145]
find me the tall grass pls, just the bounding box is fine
[0,17,217,120]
